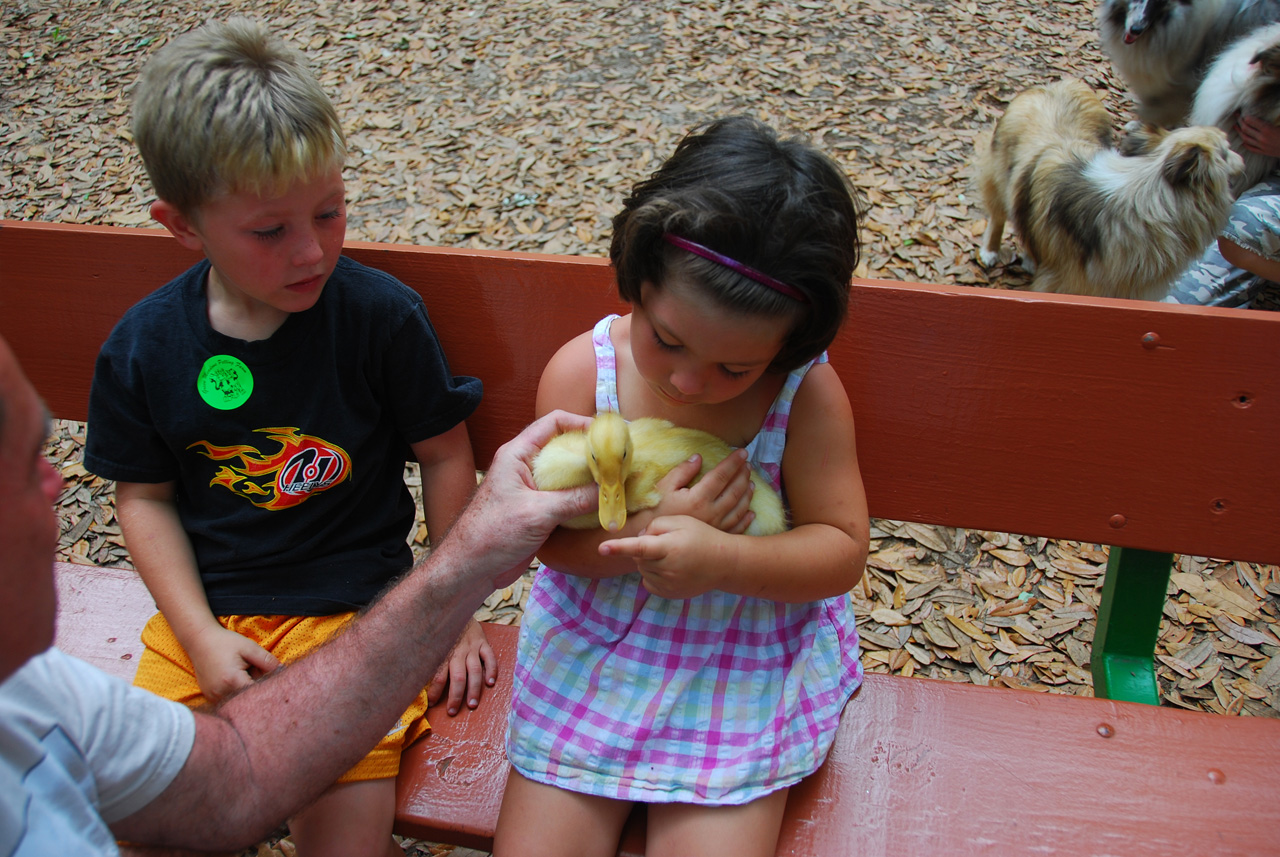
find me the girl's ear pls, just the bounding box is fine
[150,200,204,251]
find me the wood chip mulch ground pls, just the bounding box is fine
[6,1,1278,854]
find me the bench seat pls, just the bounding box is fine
[53,563,1280,856]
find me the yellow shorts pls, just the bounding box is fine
[133,611,432,783]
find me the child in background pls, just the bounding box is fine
[84,20,489,856]
[495,116,870,857]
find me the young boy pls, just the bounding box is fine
[84,19,488,856]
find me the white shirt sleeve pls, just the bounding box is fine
[1,648,195,826]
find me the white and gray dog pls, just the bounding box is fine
[1099,0,1280,126]
[1191,21,1280,193]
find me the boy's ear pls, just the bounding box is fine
[150,200,204,251]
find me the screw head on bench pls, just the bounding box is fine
[1208,769,1226,785]
[1108,514,1126,529]
[1096,723,1114,738]
[1141,332,1160,349]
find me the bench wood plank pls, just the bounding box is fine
[53,561,152,682]
[4,220,1277,564]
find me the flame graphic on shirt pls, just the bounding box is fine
[189,427,352,510]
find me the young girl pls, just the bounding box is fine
[494,117,869,857]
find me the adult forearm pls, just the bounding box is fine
[113,536,491,848]
[113,409,597,849]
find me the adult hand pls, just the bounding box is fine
[442,410,597,590]
[1237,114,1280,158]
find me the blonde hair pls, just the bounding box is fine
[132,18,346,213]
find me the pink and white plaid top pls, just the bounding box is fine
[507,315,863,805]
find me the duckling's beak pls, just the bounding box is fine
[597,479,627,532]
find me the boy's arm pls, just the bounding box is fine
[116,481,279,701]
[410,423,495,714]
[413,422,477,550]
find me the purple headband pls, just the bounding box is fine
[662,233,809,303]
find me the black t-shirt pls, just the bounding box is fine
[85,255,482,615]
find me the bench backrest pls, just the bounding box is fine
[3,220,1277,564]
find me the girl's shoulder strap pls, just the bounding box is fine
[745,351,828,489]
[591,314,622,414]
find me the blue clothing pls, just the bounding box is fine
[1167,175,1280,309]
[0,649,194,856]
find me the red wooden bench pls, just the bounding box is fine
[5,219,1280,855]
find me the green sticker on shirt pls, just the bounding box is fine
[197,355,253,410]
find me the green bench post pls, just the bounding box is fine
[1092,547,1175,704]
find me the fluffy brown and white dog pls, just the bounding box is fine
[1189,21,1280,194]
[976,78,1244,301]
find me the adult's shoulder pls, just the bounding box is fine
[3,647,79,691]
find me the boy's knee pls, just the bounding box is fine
[287,777,397,857]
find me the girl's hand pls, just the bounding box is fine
[428,617,498,715]
[599,516,736,599]
[1238,114,1280,158]
[188,625,280,703]
[650,449,755,535]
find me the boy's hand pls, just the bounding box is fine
[599,516,735,599]
[428,617,497,716]
[650,449,755,535]
[189,625,281,703]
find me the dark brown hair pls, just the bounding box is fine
[610,116,865,371]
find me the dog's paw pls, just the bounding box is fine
[977,247,1003,268]
[1013,253,1037,275]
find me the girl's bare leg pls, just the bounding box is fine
[494,769,633,857]
[647,788,790,857]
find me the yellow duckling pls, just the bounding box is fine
[532,411,787,535]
